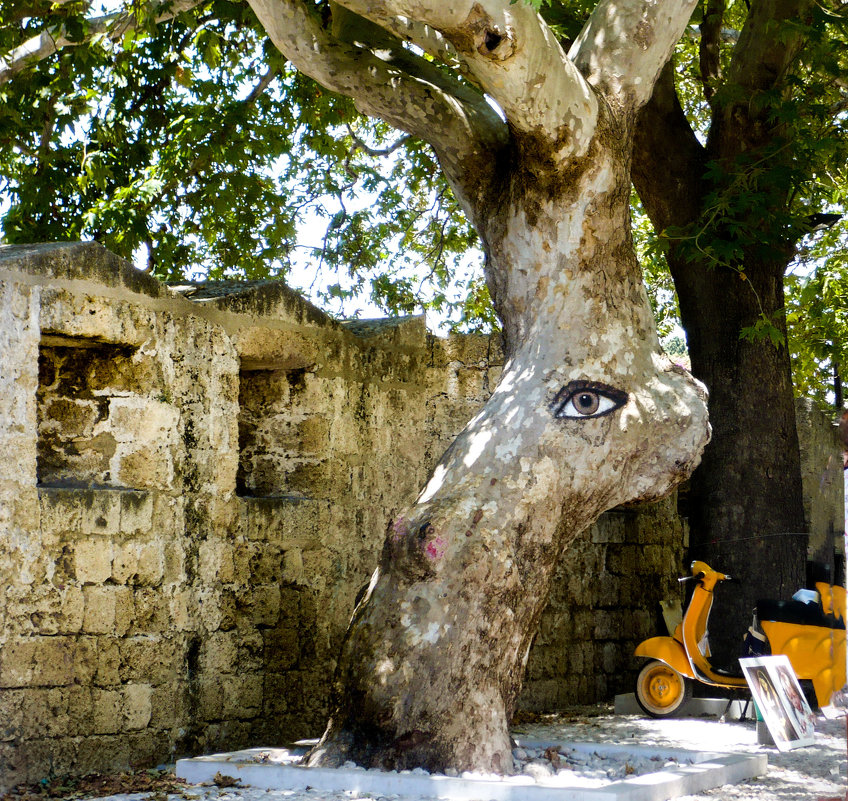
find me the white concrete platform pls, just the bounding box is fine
[614,693,751,720]
[176,739,766,801]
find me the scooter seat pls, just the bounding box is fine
[756,598,845,630]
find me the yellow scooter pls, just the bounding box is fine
[633,561,847,717]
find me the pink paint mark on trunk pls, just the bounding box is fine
[425,535,447,561]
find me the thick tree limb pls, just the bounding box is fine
[632,60,706,233]
[0,0,203,84]
[569,0,700,112]
[332,5,461,69]
[724,0,814,95]
[707,0,815,157]
[328,0,599,160]
[247,0,509,225]
[699,0,724,103]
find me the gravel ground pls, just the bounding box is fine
[45,707,848,801]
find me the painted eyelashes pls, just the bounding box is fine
[550,380,628,419]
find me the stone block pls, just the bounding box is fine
[237,632,265,674]
[122,683,153,730]
[112,541,138,584]
[117,446,174,492]
[82,585,117,634]
[263,625,300,671]
[75,538,114,584]
[221,674,263,719]
[114,588,134,636]
[198,679,224,720]
[74,734,131,776]
[199,539,235,583]
[73,636,120,686]
[250,585,281,627]
[0,636,76,688]
[0,690,25,742]
[200,632,238,675]
[282,548,304,584]
[135,541,164,585]
[150,681,187,729]
[130,587,171,634]
[39,487,85,535]
[120,490,153,534]
[163,541,186,584]
[169,589,192,631]
[120,636,179,684]
[81,491,122,535]
[91,688,122,734]
[21,688,68,738]
[246,542,282,584]
[16,585,85,635]
[591,512,626,544]
[0,737,54,788]
[66,686,94,736]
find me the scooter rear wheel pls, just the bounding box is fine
[635,660,693,717]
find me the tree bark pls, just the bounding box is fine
[246,0,709,772]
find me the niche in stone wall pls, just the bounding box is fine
[37,334,177,489]
[237,364,324,497]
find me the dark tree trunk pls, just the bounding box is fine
[669,249,807,658]
[633,57,809,660]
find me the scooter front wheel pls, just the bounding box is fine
[635,660,693,717]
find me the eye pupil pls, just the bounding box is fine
[575,392,600,414]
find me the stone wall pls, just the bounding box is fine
[0,241,780,787]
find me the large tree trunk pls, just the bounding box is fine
[307,117,710,773]
[247,0,709,773]
[670,250,806,659]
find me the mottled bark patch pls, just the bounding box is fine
[633,21,654,51]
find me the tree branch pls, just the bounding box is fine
[632,61,706,233]
[0,0,203,84]
[699,0,725,103]
[329,0,599,160]
[724,0,815,96]
[706,0,815,158]
[246,0,509,226]
[570,0,701,112]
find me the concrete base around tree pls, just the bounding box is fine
[176,741,766,801]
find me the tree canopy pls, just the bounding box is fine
[3,0,847,401]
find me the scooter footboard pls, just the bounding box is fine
[634,637,695,679]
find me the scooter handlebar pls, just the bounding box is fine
[678,571,706,583]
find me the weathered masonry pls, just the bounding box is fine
[0,242,842,787]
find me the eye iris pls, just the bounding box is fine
[575,391,600,415]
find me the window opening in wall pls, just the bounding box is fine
[237,365,320,498]
[37,334,169,489]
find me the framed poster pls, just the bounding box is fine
[740,655,816,751]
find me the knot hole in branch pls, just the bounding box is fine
[444,3,516,61]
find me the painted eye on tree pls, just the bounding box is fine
[550,381,628,420]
